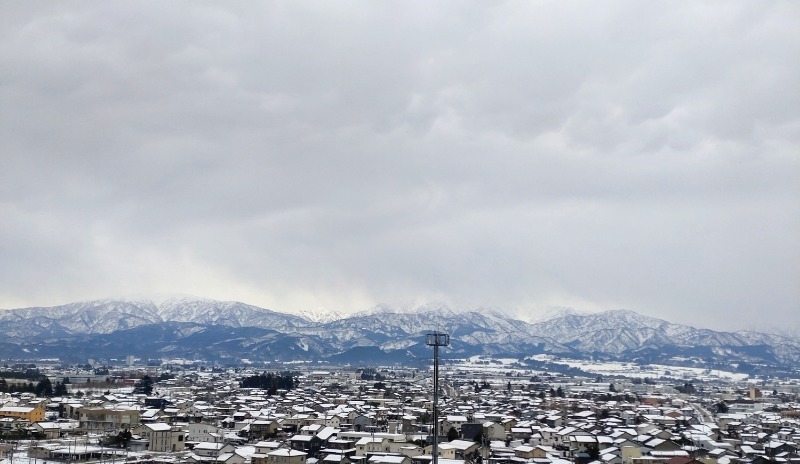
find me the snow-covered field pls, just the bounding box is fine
[443,354,751,382]
[526,355,751,381]
[443,356,540,375]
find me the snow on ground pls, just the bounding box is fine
[434,353,753,382]
[441,356,543,376]
[525,355,750,381]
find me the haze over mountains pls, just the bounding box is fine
[0,297,797,369]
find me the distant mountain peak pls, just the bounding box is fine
[595,308,669,327]
[295,308,346,323]
[524,306,582,323]
[104,292,203,305]
[355,302,461,317]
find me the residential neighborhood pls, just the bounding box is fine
[2,362,800,464]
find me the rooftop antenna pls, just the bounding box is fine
[426,331,449,464]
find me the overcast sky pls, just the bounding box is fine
[1,1,798,332]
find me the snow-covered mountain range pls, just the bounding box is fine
[0,298,798,369]
[0,298,306,339]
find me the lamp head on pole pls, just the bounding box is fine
[425,332,450,347]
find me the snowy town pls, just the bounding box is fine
[2,359,800,464]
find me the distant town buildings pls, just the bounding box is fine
[0,361,799,464]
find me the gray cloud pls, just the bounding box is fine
[1,1,798,332]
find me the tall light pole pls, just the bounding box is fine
[426,332,449,464]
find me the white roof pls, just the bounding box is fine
[35,422,62,429]
[572,435,597,443]
[369,457,407,464]
[443,440,477,451]
[269,449,307,457]
[0,406,35,412]
[145,423,172,431]
[194,442,226,450]
[356,437,384,445]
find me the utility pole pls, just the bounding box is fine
[426,332,449,464]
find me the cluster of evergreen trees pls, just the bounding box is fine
[133,375,154,395]
[0,376,68,396]
[240,372,297,394]
[0,368,42,380]
[359,368,384,381]
[675,382,697,394]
